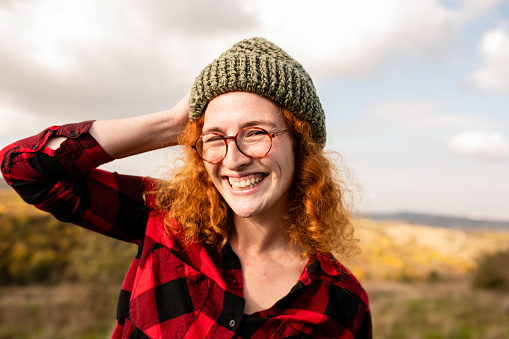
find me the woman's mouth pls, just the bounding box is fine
[228,174,265,191]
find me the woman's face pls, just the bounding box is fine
[202,91,295,219]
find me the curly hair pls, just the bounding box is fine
[155,108,359,259]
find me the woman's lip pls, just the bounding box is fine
[228,175,264,189]
[221,173,266,183]
[223,174,266,193]
[222,172,266,179]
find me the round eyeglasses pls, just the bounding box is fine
[192,127,291,164]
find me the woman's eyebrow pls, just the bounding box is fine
[202,120,279,134]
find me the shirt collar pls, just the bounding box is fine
[309,252,343,278]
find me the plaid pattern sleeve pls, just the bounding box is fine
[0,121,149,243]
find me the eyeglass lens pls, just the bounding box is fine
[196,128,272,163]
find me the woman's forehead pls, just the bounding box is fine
[203,92,284,130]
[202,119,279,134]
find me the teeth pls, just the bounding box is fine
[228,176,264,190]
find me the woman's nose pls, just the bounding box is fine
[222,139,251,169]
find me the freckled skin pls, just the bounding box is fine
[202,92,295,220]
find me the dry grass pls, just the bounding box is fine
[0,283,118,339]
[1,280,508,339]
[366,280,509,339]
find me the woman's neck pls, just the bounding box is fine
[230,213,287,253]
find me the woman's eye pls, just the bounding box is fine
[202,134,224,144]
[245,130,266,137]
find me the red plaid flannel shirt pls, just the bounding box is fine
[1,121,372,338]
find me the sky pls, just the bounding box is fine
[1,0,508,220]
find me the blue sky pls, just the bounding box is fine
[1,0,508,219]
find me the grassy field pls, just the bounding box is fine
[0,283,120,338]
[347,220,509,339]
[1,279,508,338]
[366,281,509,339]
[1,190,509,338]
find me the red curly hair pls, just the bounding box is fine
[155,108,358,259]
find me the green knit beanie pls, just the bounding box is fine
[189,37,326,145]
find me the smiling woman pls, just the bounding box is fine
[204,93,295,219]
[0,37,371,338]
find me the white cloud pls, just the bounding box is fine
[0,108,39,140]
[248,0,462,78]
[247,0,503,78]
[468,26,509,94]
[457,0,501,19]
[447,131,509,160]
[0,0,503,133]
[0,0,259,120]
[364,100,480,128]
[365,100,437,120]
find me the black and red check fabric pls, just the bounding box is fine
[0,121,372,338]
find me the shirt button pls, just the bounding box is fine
[233,278,237,284]
[32,145,39,150]
[229,320,236,328]
[70,131,78,137]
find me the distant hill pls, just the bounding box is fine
[349,219,509,282]
[369,212,509,230]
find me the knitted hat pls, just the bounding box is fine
[189,37,326,145]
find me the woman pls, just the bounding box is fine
[1,38,371,338]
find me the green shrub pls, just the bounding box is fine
[66,228,135,286]
[0,214,80,285]
[0,211,136,286]
[473,249,509,290]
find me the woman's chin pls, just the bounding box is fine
[227,199,267,219]
[230,206,261,219]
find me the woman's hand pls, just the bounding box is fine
[165,92,190,138]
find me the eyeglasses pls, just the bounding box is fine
[192,127,291,164]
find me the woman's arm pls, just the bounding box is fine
[1,94,190,243]
[47,93,190,157]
